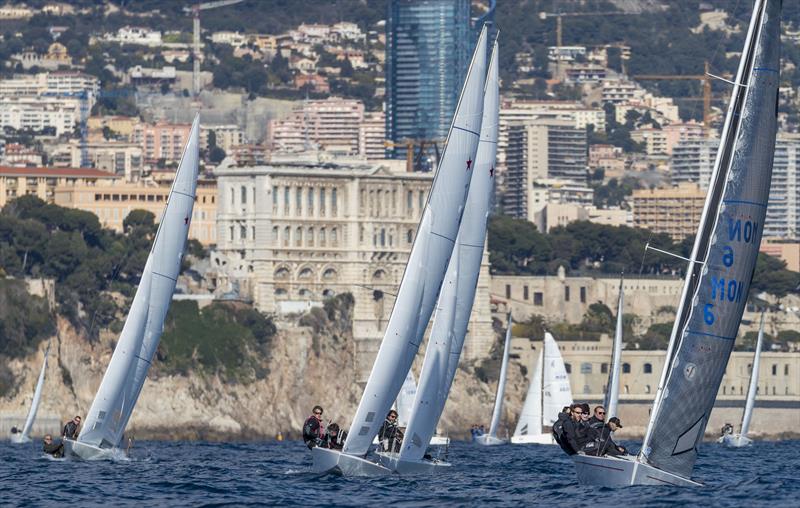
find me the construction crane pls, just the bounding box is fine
[183,0,244,98]
[634,62,713,129]
[384,139,444,173]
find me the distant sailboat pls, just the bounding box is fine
[311,27,489,476]
[10,341,50,444]
[719,313,764,447]
[511,332,573,445]
[475,312,512,446]
[604,278,624,420]
[65,115,200,460]
[573,0,780,486]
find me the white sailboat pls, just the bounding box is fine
[604,278,624,420]
[573,0,780,486]
[10,341,50,444]
[65,115,200,460]
[719,313,764,447]
[474,312,512,446]
[311,27,489,476]
[511,332,573,445]
[376,39,498,473]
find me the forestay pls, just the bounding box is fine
[342,29,488,456]
[78,116,200,449]
[398,40,499,461]
[542,332,572,425]
[513,349,543,438]
[740,313,764,436]
[641,0,779,479]
[604,279,624,419]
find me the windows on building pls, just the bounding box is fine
[601,363,608,374]
[523,285,529,300]
[534,292,543,306]
[564,363,571,374]
[565,286,570,302]
[622,363,631,374]
[505,284,511,298]
[643,363,653,374]
[580,362,592,374]
[580,286,586,303]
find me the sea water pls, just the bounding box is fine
[1,439,796,506]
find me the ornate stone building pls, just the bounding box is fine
[214,158,494,379]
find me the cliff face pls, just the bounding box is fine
[0,312,527,441]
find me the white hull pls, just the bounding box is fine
[64,439,124,461]
[311,447,392,476]
[511,433,555,445]
[376,452,451,474]
[473,434,507,446]
[718,434,753,447]
[429,436,450,446]
[9,433,31,444]
[572,454,701,487]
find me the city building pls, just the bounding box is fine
[631,183,706,241]
[200,124,245,154]
[670,137,719,187]
[358,111,387,160]
[0,71,99,98]
[760,239,800,272]
[0,165,119,207]
[53,176,217,244]
[385,0,471,158]
[0,96,81,136]
[104,26,163,46]
[504,118,588,221]
[132,122,191,165]
[267,98,365,156]
[51,140,143,181]
[213,159,493,378]
[11,42,73,70]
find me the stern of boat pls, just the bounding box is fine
[572,454,701,487]
[311,447,392,476]
[473,434,507,446]
[64,439,121,461]
[375,452,451,474]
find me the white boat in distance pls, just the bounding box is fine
[573,0,780,487]
[311,27,489,476]
[10,341,50,444]
[511,332,573,445]
[474,312,512,446]
[719,313,765,448]
[65,115,200,460]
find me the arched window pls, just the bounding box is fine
[331,227,338,246]
[322,289,334,297]
[272,226,279,243]
[274,267,290,280]
[298,288,311,297]
[564,363,572,374]
[283,226,290,246]
[308,227,314,246]
[624,385,629,394]
[601,363,608,374]
[380,228,386,247]
[323,268,337,280]
[643,363,652,374]
[622,363,631,374]
[295,226,303,246]
[298,267,313,279]
[274,287,287,296]
[645,385,651,394]
[373,269,386,280]
[772,364,777,376]
[320,227,326,246]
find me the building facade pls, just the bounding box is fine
[131,122,191,165]
[0,166,119,207]
[385,0,471,157]
[267,98,365,156]
[0,96,82,136]
[632,183,706,241]
[214,160,494,378]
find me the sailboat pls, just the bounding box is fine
[9,341,50,444]
[375,39,498,472]
[604,278,624,420]
[511,332,573,444]
[64,115,200,460]
[719,313,764,447]
[474,312,512,446]
[311,27,489,476]
[573,0,780,486]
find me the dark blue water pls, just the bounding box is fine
[1,439,795,506]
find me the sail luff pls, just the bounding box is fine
[605,278,624,418]
[396,39,499,461]
[20,341,50,440]
[488,312,512,437]
[640,0,779,478]
[341,29,488,456]
[740,313,764,436]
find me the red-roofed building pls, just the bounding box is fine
[0,165,119,206]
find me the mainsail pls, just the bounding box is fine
[19,341,50,442]
[640,0,779,479]
[513,349,543,438]
[398,40,499,461]
[740,313,764,436]
[542,332,572,425]
[604,278,624,419]
[78,116,200,449]
[395,371,417,428]
[487,312,512,438]
[341,29,488,456]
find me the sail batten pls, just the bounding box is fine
[640,0,780,478]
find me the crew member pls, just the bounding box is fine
[62,415,81,440]
[42,435,64,458]
[321,423,346,450]
[378,410,403,453]
[303,405,326,449]
[596,417,627,457]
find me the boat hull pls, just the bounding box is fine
[376,452,451,474]
[718,434,752,447]
[572,454,701,487]
[64,439,123,461]
[9,433,31,444]
[473,434,507,446]
[429,436,450,446]
[511,433,555,445]
[311,447,392,476]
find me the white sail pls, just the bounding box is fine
[341,28,488,457]
[604,279,624,419]
[740,313,764,436]
[487,312,512,437]
[398,40,499,461]
[395,371,416,428]
[514,349,543,438]
[78,115,200,450]
[543,332,572,425]
[17,341,50,442]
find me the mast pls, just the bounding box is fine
[488,312,512,437]
[341,28,488,456]
[605,276,624,418]
[740,313,764,436]
[639,0,779,478]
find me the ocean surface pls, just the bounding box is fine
[1,438,796,507]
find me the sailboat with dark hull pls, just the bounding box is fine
[573,0,780,487]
